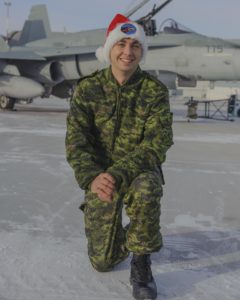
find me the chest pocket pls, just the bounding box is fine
[92,104,116,147]
[126,99,149,142]
[94,104,116,127]
[117,107,148,153]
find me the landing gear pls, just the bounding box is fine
[0,96,16,110]
[18,98,33,105]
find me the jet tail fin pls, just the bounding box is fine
[0,36,9,51]
[19,4,51,44]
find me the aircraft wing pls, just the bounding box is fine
[0,46,97,61]
[148,43,180,49]
[35,45,98,58]
[0,50,46,61]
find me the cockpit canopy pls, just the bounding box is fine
[159,18,194,34]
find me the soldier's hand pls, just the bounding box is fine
[91,173,116,203]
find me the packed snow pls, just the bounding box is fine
[0,98,239,300]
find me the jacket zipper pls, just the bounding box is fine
[111,87,122,151]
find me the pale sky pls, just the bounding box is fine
[0,0,239,39]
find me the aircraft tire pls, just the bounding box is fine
[0,96,16,110]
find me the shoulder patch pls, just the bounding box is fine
[141,71,168,92]
[70,70,102,102]
[143,71,167,88]
[77,70,100,85]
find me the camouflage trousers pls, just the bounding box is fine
[81,171,163,272]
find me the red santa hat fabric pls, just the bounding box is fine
[95,14,147,64]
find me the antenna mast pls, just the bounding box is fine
[125,0,150,18]
[4,0,12,42]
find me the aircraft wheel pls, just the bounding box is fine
[0,96,16,110]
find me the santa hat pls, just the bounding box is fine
[96,14,147,65]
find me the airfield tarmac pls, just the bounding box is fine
[0,97,239,300]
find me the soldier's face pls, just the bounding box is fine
[110,38,142,74]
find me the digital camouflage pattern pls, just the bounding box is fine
[83,171,163,272]
[65,66,173,271]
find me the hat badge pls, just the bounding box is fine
[121,23,137,35]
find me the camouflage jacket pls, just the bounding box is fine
[65,67,173,191]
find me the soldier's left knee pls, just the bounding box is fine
[131,172,162,194]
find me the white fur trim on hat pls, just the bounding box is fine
[95,22,147,65]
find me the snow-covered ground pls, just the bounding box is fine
[0,97,239,300]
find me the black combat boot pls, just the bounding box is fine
[130,254,157,300]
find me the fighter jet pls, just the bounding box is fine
[0,4,103,109]
[1,0,240,110]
